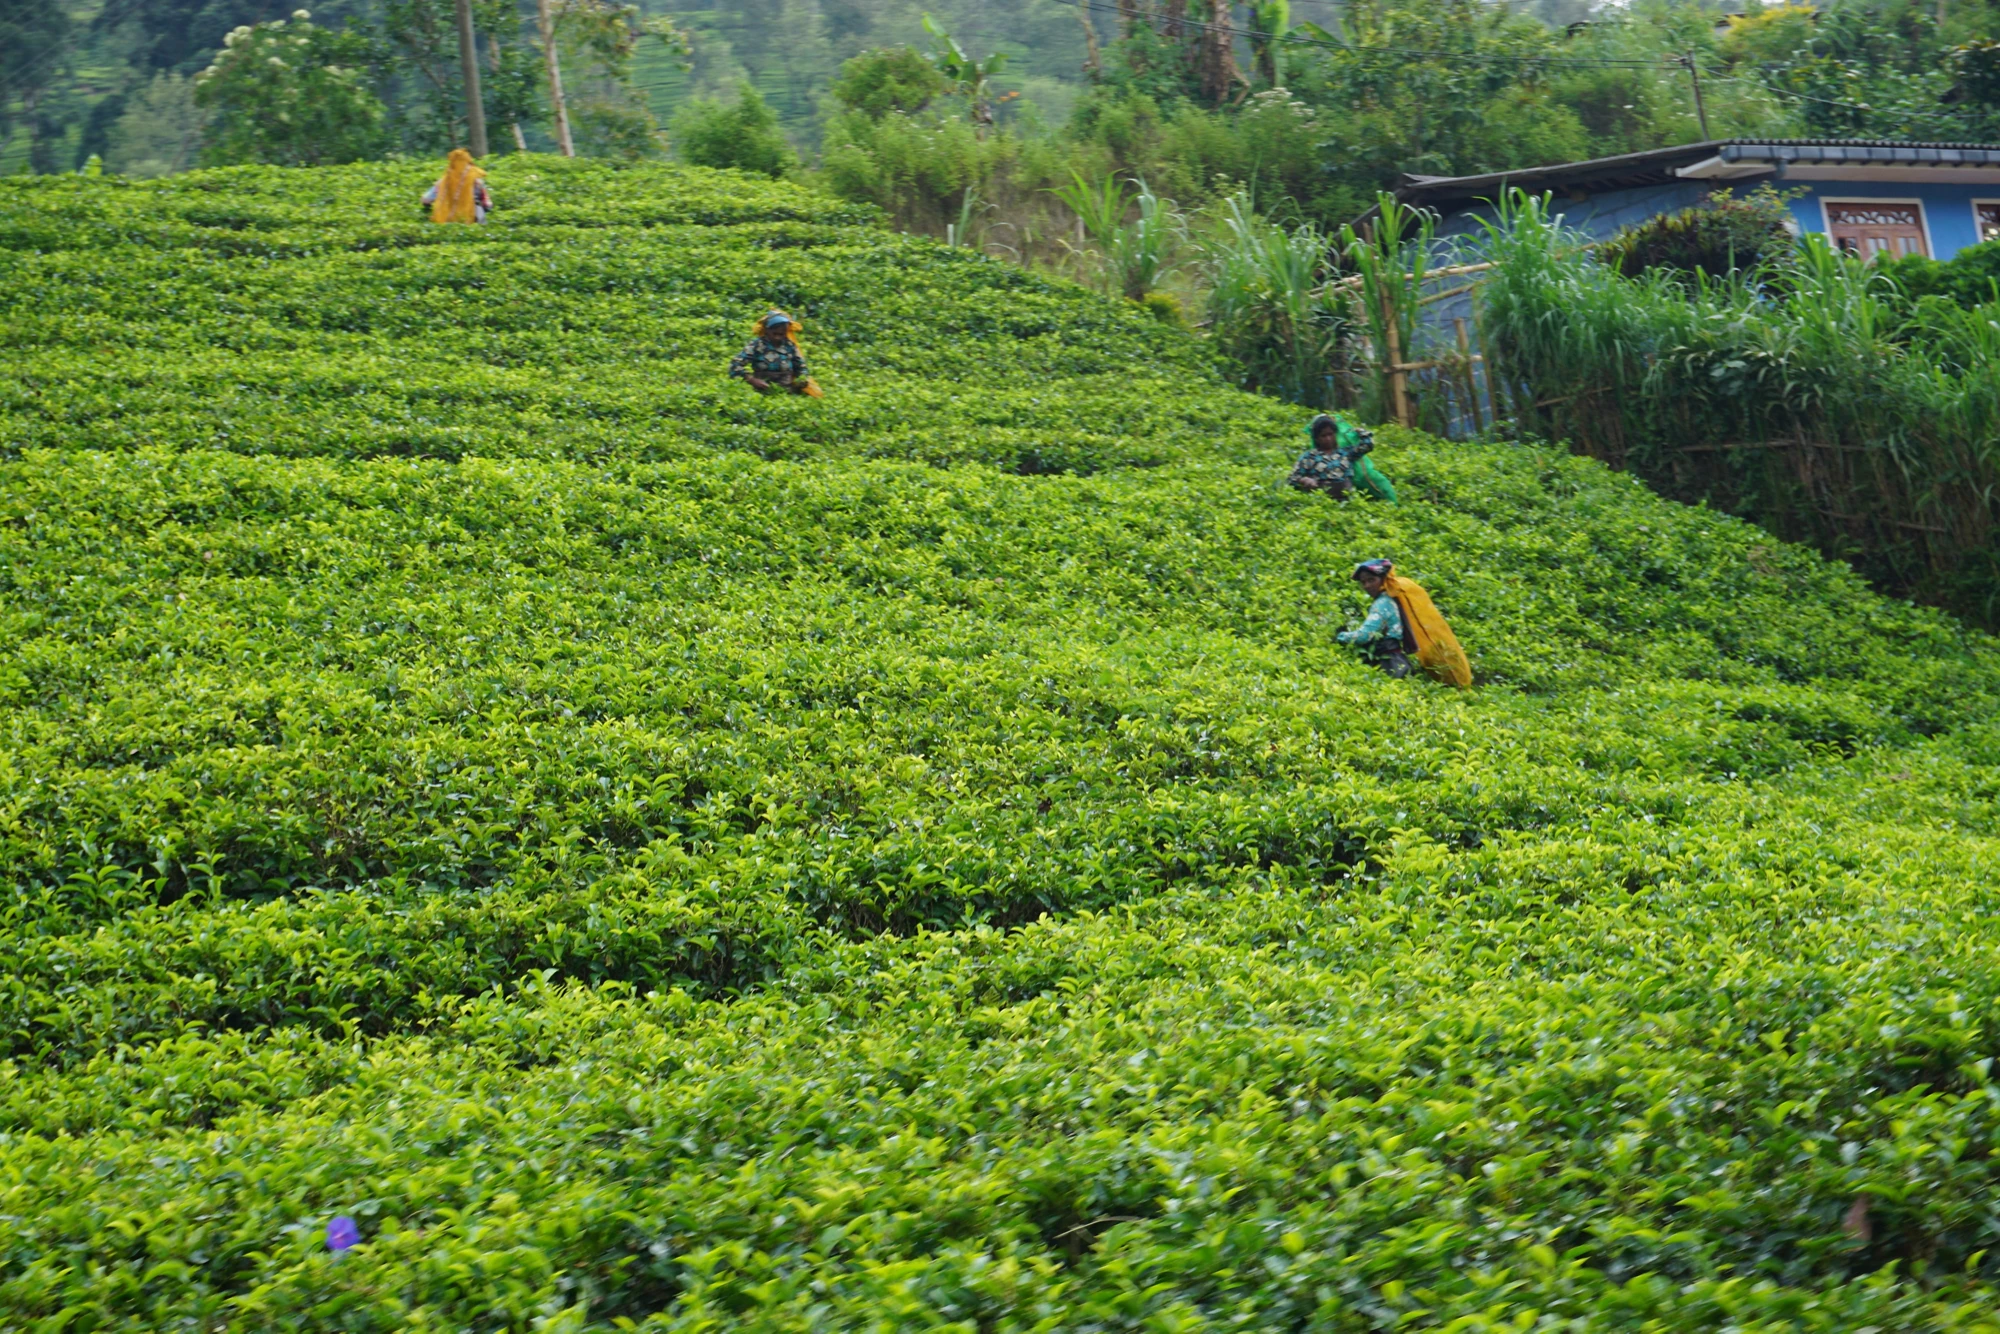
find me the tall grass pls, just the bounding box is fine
[1199,193,1350,407]
[1338,194,1472,431]
[1478,190,2000,624]
[1050,170,1181,301]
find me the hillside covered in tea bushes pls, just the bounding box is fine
[5,158,2000,1332]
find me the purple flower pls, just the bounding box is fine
[326,1215,360,1252]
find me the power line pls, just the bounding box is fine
[1705,70,1883,114]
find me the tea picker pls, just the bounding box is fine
[1288,414,1396,502]
[424,149,493,224]
[1338,559,1472,687]
[730,311,823,397]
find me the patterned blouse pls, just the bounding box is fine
[729,336,809,384]
[1339,594,1405,647]
[1288,420,1374,490]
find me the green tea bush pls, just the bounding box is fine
[4,156,2000,1331]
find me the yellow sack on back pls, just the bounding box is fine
[1385,573,1472,688]
[432,149,485,225]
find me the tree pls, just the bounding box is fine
[0,0,75,172]
[193,10,386,165]
[106,73,208,177]
[830,46,948,120]
[376,0,539,152]
[1246,0,1289,89]
[671,82,795,176]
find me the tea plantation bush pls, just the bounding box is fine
[4,157,2000,1331]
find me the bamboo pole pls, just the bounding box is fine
[1472,302,1506,429]
[1380,283,1410,428]
[1456,318,1483,437]
[1323,260,1495,296]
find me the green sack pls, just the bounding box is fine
[1353,454,1398,504]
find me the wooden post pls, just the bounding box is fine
[1473,304,1505,429]
[536,0,575,158]
[1380,283,1410,428]
[454,0,488,158]
[1455,317,1483,437]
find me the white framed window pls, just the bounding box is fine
[1820,198,1932,259]
[1976,200,2000,245]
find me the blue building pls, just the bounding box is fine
[1390,138,2000,260]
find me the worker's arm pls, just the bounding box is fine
[1337,596,1398,645]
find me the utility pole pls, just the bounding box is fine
[1683,53,1712,140]
[454,0,488,156]
[536,0,575,157]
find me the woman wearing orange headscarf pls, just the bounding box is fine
[423,149,493,224]
[728,310,822,396]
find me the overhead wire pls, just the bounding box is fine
[1703,70,1883,114]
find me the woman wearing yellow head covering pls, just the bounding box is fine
[1339,559,1472,687]
[728,310,823,397]
[423,149,492,224]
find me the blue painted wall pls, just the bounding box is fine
[1777,179,1994,258]
[1431,178,1718,246]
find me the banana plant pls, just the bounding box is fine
[922,12,1010,134]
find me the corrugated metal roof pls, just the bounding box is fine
[1387,138,2000,213]
[1725,138,2000,150]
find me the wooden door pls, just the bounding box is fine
[1979,203,2000,245]
[1824,202,1929,259]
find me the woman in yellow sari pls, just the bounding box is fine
[1339,559,1472,687]
[424,149,493,224]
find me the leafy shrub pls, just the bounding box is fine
[1597,186,1800,282]
[1199,191,1350,407]
[1880,236,2000,310]
[4,158,2000,1330]
[670,82,797,178]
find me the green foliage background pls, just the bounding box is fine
[6,158,2000,1329]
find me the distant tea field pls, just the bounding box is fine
[4,158,2000,1331]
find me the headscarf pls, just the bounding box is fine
[1307,414,1340,447]
[431,149,485,225]
[1356,560,1472,688]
